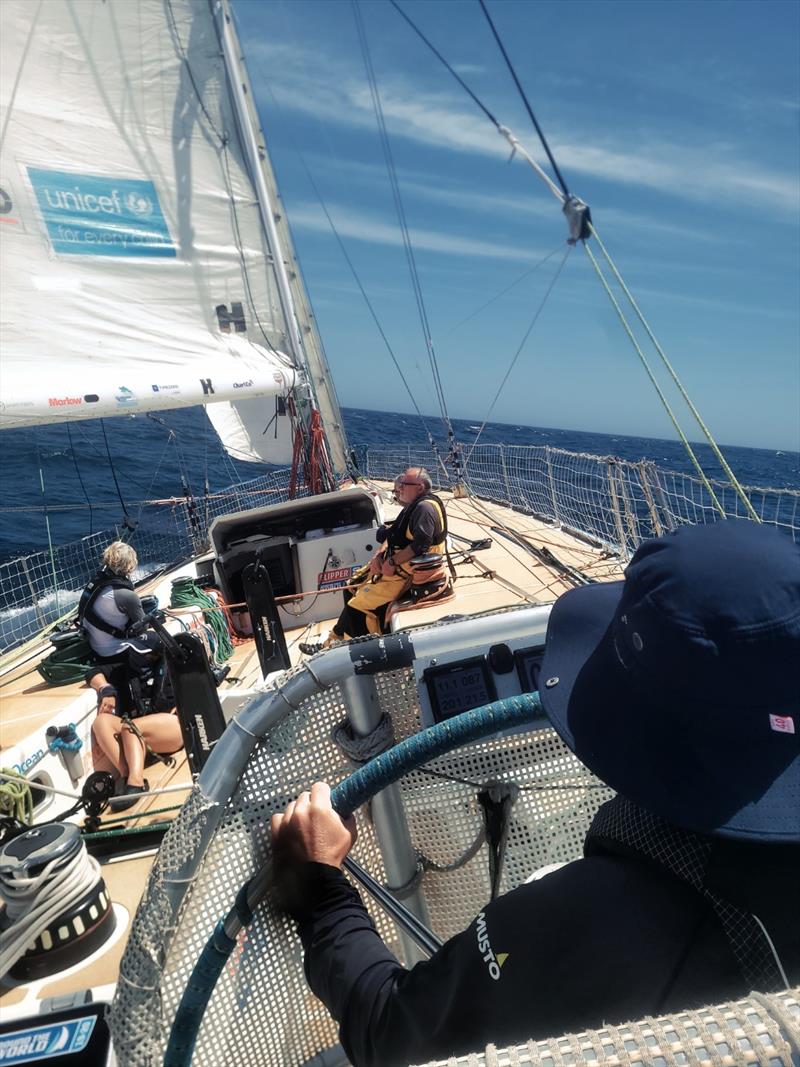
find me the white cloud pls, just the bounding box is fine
[250,40,799,216]
[288,201,541,262]
[294,154,745,247]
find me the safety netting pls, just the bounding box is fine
[108,651,612,1066]
[2,446,797,654]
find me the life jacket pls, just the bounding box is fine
[387,493,447,555]
[78,567,134,640]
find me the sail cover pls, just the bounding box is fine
[0,0,300,461]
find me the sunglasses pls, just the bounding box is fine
[397,480,422,487]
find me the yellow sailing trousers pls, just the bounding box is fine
[345,570,411,635]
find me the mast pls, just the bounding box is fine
[214,0,350,481]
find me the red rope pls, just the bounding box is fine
[289,404,335,498]
[289,424,305,499]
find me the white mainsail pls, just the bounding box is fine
[0,0,317,463]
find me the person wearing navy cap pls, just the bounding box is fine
[271,519,799,1067]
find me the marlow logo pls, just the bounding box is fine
[475,911,508,981]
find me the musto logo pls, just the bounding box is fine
[27,167,175,258]
[475,911,509,981]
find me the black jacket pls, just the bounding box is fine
[288,844,799,1067]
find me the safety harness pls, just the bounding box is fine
[78,568,134,640]
[386,492,448,555]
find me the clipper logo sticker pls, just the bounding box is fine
[27,167,176,258]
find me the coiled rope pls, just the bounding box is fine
[0,841,101,978]
[169,579,233,662]
[0,770,33,826]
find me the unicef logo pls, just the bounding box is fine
[125,191,153,217]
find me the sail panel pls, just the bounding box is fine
[206,396,296,465]
[0,0,300,426]
[0,337,296,428]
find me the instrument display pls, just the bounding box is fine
[513,646,544,695]
[423,656,497,723]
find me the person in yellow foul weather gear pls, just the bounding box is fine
[300,468,446,653]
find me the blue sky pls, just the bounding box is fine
[233,0,799,451]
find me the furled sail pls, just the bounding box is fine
[0,0,309,463]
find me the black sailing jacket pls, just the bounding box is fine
[286,840,799,1067]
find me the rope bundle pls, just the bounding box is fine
[169,578,233,662]
[0,770,33,826]
[0,839,101,978]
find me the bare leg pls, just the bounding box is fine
[120,726,146,788]
[122,714,183,788]
[91,715,127,779]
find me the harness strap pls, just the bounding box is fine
[80,570,134,640]
[120,715,176,768]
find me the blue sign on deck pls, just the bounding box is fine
[27,167,176,258]
[0,1016,96,1063]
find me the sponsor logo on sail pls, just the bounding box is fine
[48,396,82,407]
[233,380,253,389]
[125,191,154,217]
[116,386,137,408]
[152,384,179,393]
[26,167,176,258]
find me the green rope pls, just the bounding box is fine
[83,819,174,840]
[0,769,34,825]
[582,242,727,520]
[92,805,183,827]
[169,578,233,662]
[588,223,759,522]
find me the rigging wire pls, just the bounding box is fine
[270,105,439,445]
[466,245,571,462]
[220,144,294,367]
[581,243,726,518]
[137,417,182,527]
[445,243,565,335]
[434,0,747,519]
[585,224,760,521]
[65,423,94,536]
[99,419,136,531]
[35,442,61,618]
[352,1,453,440]
[0,0,43,154]
[388,0,563,204]
[477,0,570,199]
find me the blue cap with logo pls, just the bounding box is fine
[540,519,800,841]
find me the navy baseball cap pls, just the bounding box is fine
[540,519,800,841]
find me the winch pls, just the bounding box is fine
[0,822,115,984]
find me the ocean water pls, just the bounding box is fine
[0,405,797,563]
